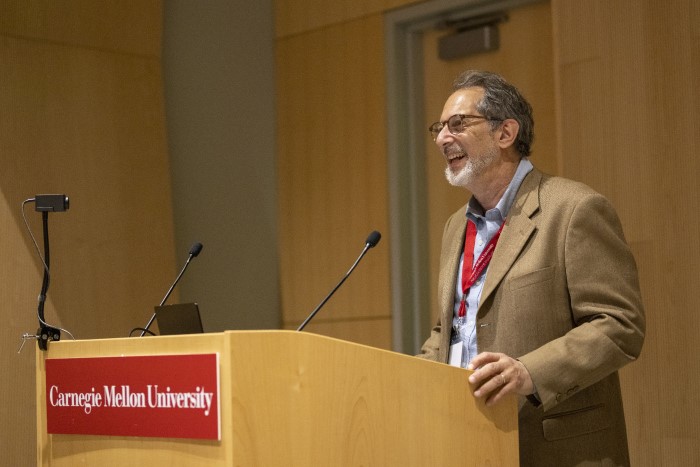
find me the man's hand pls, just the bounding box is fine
[467,352,535,406]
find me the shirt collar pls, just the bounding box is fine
[467,158,534,222]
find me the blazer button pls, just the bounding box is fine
[555,393,562,402]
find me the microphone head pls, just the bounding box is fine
[189,242,203,257]
[365,231,381,248]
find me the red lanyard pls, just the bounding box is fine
[458,220,505,317]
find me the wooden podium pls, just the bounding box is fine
[36,330,518,466]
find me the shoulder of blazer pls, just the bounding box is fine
[532,169,601,204]
[512,167,603,217]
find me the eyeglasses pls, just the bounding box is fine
[428,114,498,141]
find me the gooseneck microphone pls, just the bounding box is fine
[138,242,203,337]
[296,231,381,332]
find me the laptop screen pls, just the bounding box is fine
[154,303,204,335]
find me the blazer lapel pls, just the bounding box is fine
[438,214,468,326]
[479,169,542,307]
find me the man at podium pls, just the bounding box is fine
[419,70,645,467]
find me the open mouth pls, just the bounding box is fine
[444,144,465,159]
[445,147,466,167]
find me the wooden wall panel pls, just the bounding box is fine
[275,15,391,346]
[552,0,700,465]
[275,0,422,38]
[1,36,175,336]
[0,0,161,56]
[0,2,172,465]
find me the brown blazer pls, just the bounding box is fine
[419,168,645,467]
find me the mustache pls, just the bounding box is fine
[443,144,465,158]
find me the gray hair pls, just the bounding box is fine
[452,70,534,158]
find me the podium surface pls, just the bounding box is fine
[37,330,518,466]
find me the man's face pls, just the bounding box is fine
[434,88,500,188]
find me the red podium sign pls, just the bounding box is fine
[44,353,220,440]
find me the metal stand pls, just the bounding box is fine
[36,211,60,350]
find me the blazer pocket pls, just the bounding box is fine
[506,266,558,330]
[508,265,555,291]
[542,403,611,441]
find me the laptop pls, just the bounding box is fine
[154,302,204,335]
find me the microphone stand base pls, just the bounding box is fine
[37,325,61,351]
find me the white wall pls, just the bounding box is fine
[162,1,280,330]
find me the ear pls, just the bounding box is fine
[497,119,519,149]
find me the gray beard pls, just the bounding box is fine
[444,147,498,188]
